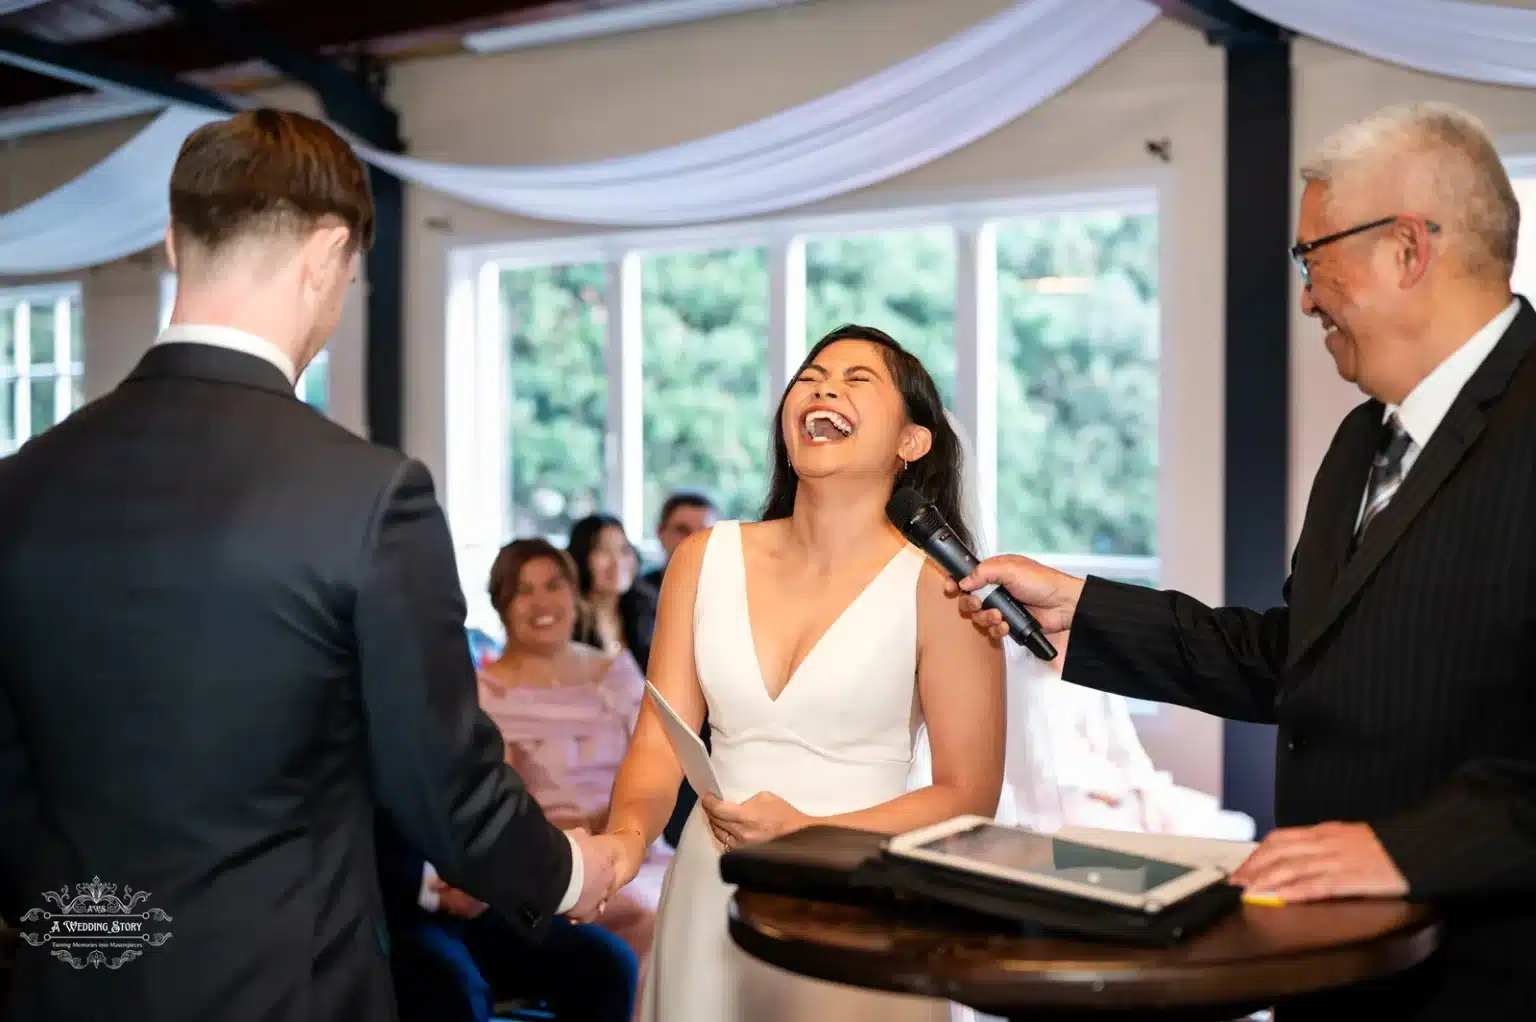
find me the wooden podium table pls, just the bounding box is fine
[729,890,1439,1021]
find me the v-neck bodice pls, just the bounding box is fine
[691,521,926,816]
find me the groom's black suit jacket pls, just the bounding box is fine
[1066,299,1536,1019]
[0,342,571,1022]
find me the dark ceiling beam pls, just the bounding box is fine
[1150,0,1288,45]
[0,0,557,110]
[160,0,394,141]
[0,24,235,113]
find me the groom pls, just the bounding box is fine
[0,108,619,1022]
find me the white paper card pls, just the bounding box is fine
[1057,824,1257,874]
[645,681,722,798]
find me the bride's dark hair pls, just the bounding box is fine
[760,323,974,551]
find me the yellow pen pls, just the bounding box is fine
[1242,892,1287,907]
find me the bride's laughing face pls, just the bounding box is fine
[781,339,931,481]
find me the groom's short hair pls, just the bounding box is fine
[169,108,375,259]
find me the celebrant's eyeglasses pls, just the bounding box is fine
[1290,216,1440,289]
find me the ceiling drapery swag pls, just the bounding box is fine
[0,0,1158,274]
[1234,0,1536,88]
[353,0,1158,226]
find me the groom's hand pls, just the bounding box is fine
[944,554,1085,642]
[565,828,621,922]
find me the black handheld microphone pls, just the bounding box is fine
[887,486,1058,661]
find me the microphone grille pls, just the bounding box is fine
[886,486,928,531]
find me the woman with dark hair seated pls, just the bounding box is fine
[565,514,658,670]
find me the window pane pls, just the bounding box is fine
[994,211,1159,557]
[640,246,770,539]
[71,374,84,411]
[805,227,957,407]
[300,350,330,412]
[504,263,608,539]
[69,295,84,365]
[29,376,56,434]
[1513,177,1536,299]
[0,305,14,371]
[28,302,56,367]
[159,274,177,332]
[0,378,13,453]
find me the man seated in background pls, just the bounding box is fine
[640,490,716,591]
[642,490,717,848]
[376,815,637,1022]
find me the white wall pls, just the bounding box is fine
[13,1,1536,795]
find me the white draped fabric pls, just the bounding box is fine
[0,0,1159,274]
[355,0,1159,226]
[1235,0,1536,88]
[0,107,221,275]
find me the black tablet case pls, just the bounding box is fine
[718,825,1241,948]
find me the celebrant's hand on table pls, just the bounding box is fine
[701,791,809,850]
[1230,821,1408,903]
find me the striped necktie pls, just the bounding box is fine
[1354,412,1413,547]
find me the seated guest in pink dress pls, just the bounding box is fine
[478,538,671,972]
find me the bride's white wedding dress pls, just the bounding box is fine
[638,520,952,1022]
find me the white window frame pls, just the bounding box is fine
[1501,156,1536,304]
[1,282,84,455]
[444,183,1170,626]
[157,272,330,409]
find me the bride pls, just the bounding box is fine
[599,324,1006,1021]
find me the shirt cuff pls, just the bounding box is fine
[554,831,583,915]
[418,862,440,913]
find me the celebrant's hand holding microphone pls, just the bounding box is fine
[941,552,1082,649]
[886,486,1064,660]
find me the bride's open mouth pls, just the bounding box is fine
[530,613,558,628]
[802,408,855,444]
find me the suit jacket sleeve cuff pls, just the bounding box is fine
[555,831,583,915]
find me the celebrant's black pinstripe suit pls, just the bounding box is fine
[1065,298,1536,1020]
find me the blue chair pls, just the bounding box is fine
[467,627,504,669]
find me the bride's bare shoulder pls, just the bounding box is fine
[737,518,791,555]
[657,525,717,595]
[915,556,968,616]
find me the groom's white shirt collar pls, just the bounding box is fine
[156,324,298,386]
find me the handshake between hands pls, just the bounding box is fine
[565,791,810,923]
[948,553,1409,906]
[423,828,644,927]
[564,826,655,923]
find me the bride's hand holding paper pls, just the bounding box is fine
[701,791,808,849]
